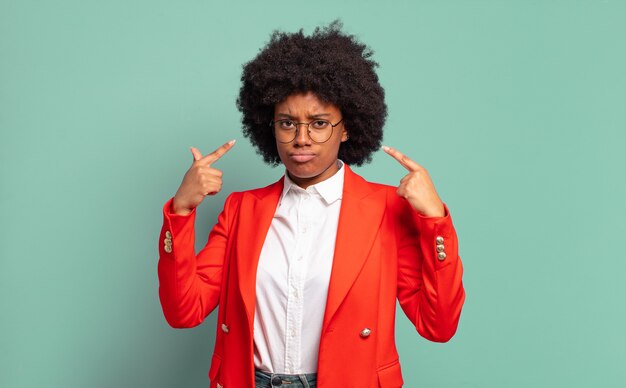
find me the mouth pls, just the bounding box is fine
[289,153,316,163]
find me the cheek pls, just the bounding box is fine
[275,142,287,156]
[331,136,346,154]
[275,143,293,165]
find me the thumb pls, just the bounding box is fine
[190,147,203,162]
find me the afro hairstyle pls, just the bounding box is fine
[236,20,387,166]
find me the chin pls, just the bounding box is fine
[286,164,319,179]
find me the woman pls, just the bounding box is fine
[158,22,465,388]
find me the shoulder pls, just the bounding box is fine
[222,176,284,207]
[241,176,284,198]
[345,166,397,197]
[345,168,411,217]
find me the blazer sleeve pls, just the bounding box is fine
[157,193,236,328]
[395,198,466,342]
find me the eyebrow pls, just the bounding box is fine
[276,113,331,119]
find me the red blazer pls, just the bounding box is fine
[158,165,465,388]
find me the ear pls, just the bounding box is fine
[340,127,349,142]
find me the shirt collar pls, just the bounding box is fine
[281,160,345,205]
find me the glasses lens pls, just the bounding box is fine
[308,120,333,143]
[273,120,296,143]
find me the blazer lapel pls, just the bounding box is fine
[235,177,284,329]
[322,165,386,330]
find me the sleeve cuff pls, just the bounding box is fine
[163,198,197,231]
[160,198,197,256]
[411,203,457,270]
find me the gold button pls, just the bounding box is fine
[436,244,445,253]
[221,323,229,333]
[436,236,444,245]
[164,245,172,253]
[217,384,223,388]
[437,252,447,261]
[164,238,172,245]
[360,328,372,338]
[165,231,172,239]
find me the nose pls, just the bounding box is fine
[293,124,311,146]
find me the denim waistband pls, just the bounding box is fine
[254,369,317,388]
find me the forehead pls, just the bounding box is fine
[275,91,340,115]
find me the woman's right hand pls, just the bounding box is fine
[172,140,236,215]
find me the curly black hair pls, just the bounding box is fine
[236,20,387,166]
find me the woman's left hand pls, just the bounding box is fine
[382,146,445,217]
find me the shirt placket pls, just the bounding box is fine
[284,190,311,373]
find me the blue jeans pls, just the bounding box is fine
[255,369,317,388]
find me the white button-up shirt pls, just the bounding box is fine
[253,161,345,374]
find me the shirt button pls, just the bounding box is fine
[221,323,229,333]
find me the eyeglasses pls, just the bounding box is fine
[270,118,344,144]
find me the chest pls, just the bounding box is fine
[256,192,341,304]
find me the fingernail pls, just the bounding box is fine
[229,139,236,145]
[382,145,389,152]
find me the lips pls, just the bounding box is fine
[289,153,316,163]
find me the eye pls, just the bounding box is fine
[311,120,329,129]
[279,120,295,129]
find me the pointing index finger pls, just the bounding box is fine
[382,145,421,172]
[201,139,236,165]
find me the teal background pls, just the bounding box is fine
[2,0,625,387]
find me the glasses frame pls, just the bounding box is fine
[270,118,344,144]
